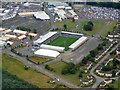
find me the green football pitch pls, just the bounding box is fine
[47,36,78,51]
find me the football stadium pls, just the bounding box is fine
[34,31,88,58]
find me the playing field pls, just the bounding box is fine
[47,36,78,51]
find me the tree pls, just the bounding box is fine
[110,50,116,55]
[84,24,93,31]
[30,36,33,40]
[90,49,98,57]
[97,44,103,50]
[88,21,94,26]
[78,73,82,78]
[102,65,112,71]
[72,18,75,22]
[33,29,37,33]
[63,24,67,30]
[112,70,116,77]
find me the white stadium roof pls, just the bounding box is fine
[34,32,57,44]
[34,11,50,20]
[34,49,60,58]
[40,44,65,52]
[61,31,83,36]
[69,36,88,50]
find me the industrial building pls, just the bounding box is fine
[34,11,50,20]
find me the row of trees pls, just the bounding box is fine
[2,70,38,88]
[45,65,55,72]
[16,26,37,33]
[84,21,94,31]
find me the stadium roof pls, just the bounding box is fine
[34,32,57,44]
[40,44,65,52]
[61,31,83,36]
[69,36,88,50]
[34,49,60,58]
[34,11,50,20]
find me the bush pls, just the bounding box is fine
[102,65,112,71]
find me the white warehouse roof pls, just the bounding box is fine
[40,44,65,52]
[69,36,88,50]
[13,29,27,35]
[0,40,6,47]
[34,32,57,44]
[2,29,12,34]
[5,34,17,39]
[18,12,36,16]
[18,35,26,40]
[34,11,50,20]
[34,49,60,58]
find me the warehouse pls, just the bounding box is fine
[18,35,26,40]
[0,27,5,32]
[0,40,7,47]
[55,9,66,19]
[5,34,17,39]
[0,36,10,41]
[40,44,65,52]
[13,29,28,35]
[69,36,88,51]
[34,32,57,45]
[34,49,60,58]
[34,11,50,20]
[18,12,36,16]
[1,29,12,35]
[28,33,37,37]
[7,41,14,46]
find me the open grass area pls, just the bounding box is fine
[75,21,105,35]
[47,36,78,51]
[106,80,120,88]
[28,56,51,64]
[2,53,55,88]
[101,22,117,37]
[48,61,89,86]
[56,20,77,30]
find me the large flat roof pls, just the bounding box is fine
[40,44,65,52]
[34,49,60,58]
[34,32,57,44]
[34,11,50,20]
[69,36,88,50]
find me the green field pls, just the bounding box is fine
[2,53,55,88]
[75,21,105,35]
[56,20,77,30]
[48,61,89,86]
[101,22,117,37]
[47,36,78,51]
